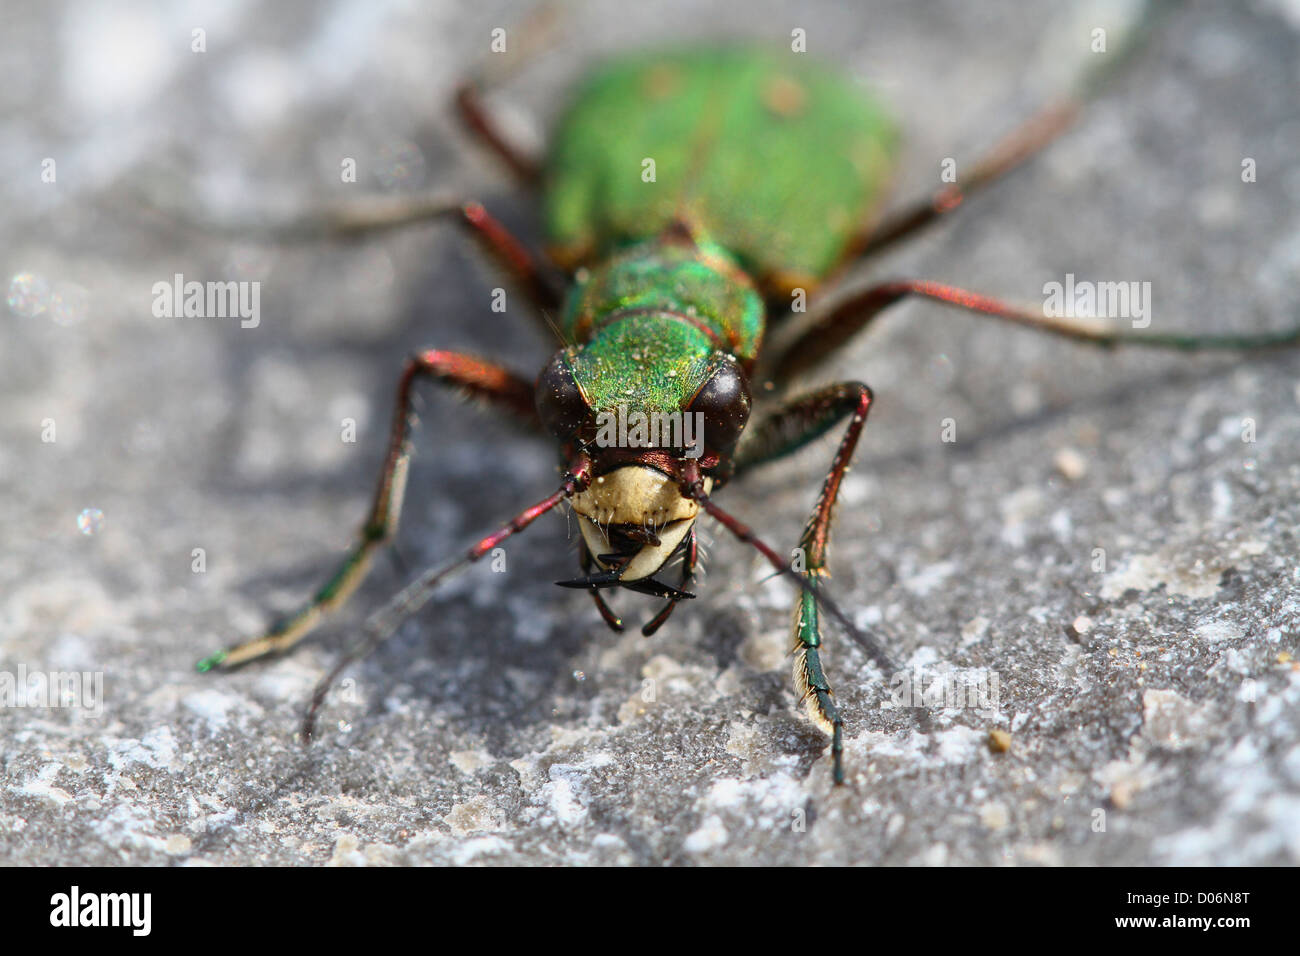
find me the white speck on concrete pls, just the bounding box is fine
[684,815,729,852]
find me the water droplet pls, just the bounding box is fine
[76,508,104,536]
[7,272,50,317]
[336,720,353,733]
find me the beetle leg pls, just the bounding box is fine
[766,278,1300,386]
[451,2,567,184]
[837,4,1173,272]
[843,100,1079,266]
[290,199,564,312]
[197,349,540,671]
[143,193,566,315]
[298,197,564,311]
[316,197,565,319]
[731,382,875,784]
[454,81,541,185]
[457,201,566,311]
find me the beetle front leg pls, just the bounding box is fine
[198,349,540,671]
[736,382,875,784]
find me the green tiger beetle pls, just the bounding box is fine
[194,22,1300,785]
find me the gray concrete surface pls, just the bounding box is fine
[3,0,1300,865]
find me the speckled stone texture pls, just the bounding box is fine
[3,0,1299,865]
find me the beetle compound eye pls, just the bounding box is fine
[688,359,752,453]
[536,349,590,439]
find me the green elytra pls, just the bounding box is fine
[199,30,1300,786]
[548,49,896,414]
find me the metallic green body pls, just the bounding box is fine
[546,48,898,419]
[544,48,898,294]
[562,236,763,414]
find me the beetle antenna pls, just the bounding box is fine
[301,471,587,742]
[687,488,896,672]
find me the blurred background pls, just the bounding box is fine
[2,0,1299,865]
